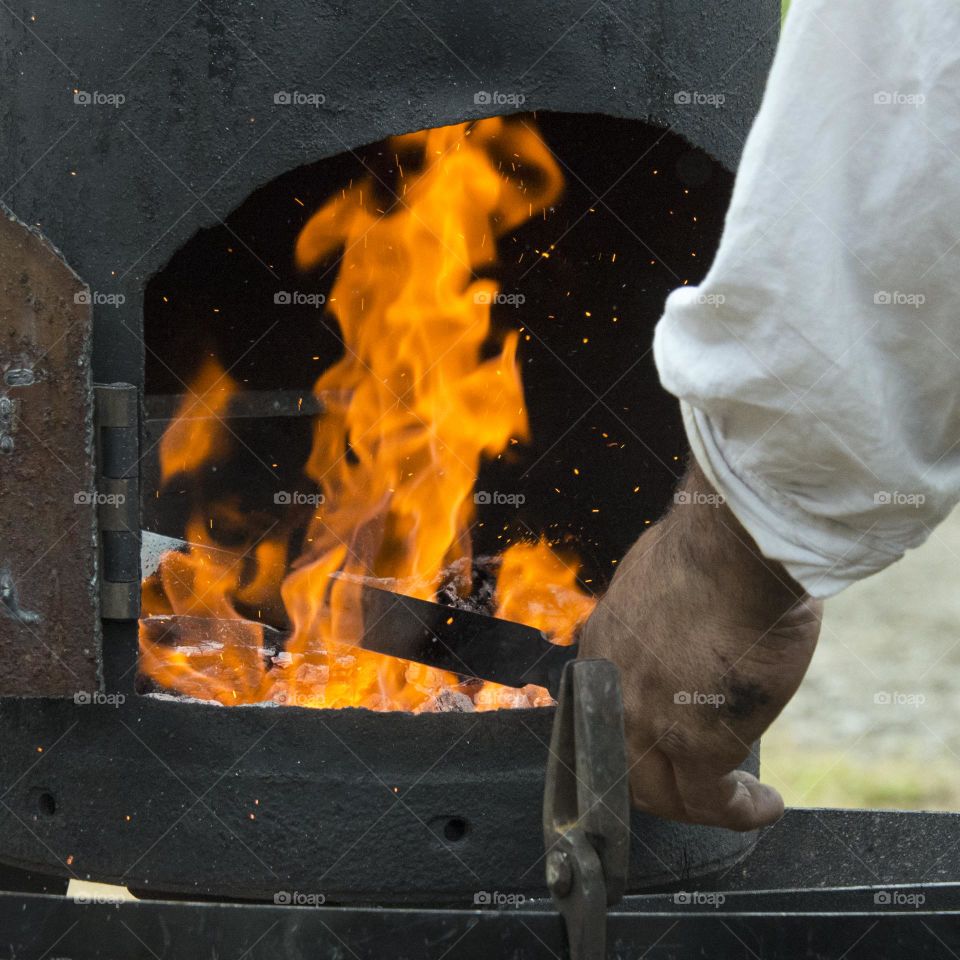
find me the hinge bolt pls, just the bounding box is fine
[546,849,573,897]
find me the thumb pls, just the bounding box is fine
[672,765,784,831]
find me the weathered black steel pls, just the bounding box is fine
[2,879,960,959]
[0,670,758,901]
[0,204,100,696]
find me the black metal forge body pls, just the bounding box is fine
[0,0,784,904]
[4,810,960,959]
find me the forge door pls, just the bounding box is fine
[0,204,101,696]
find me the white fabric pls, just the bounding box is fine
[653,0,960,597]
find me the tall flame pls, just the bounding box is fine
[141,117,596,711]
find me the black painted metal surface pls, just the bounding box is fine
[4,896,960,960]
[0,661,758,902]
[3,810,960,959]
[0,0,778,387]
[0,0,781,900]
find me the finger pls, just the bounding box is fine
[673,765,784,831]
[625,747,686,819]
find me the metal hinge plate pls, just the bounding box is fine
[94,383,140,621]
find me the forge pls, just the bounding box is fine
[4,2,959,957]
[0,98,755,899]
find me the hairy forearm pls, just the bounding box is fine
[667,461,807,616]
[579,458,822,830]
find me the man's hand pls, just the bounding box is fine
[579,460,822,831]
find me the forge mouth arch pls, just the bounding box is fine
[138,111,732,713]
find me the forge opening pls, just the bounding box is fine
[138,112,731,713]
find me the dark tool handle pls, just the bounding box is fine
[359,586,577,696]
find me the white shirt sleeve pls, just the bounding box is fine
[653,0,960,598]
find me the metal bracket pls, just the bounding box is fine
[543,659,630,960]
[94,383,140,620]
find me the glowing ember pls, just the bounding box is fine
[141,117,597,711]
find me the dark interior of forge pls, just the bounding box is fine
[141,111,732,616]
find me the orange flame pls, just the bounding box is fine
[158,358,238,483]
[495,538,596,646]
[141,117,596,711]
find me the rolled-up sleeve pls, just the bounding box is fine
[654,0,960,597]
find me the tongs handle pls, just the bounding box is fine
[543,659,630,960]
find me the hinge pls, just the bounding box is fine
[94,383,140,621]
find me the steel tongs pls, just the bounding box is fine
[543,659,630,960]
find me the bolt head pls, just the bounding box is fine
[0,435,14,454]
[546,849,573,897]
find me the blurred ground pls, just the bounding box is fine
[763,507,960,809]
